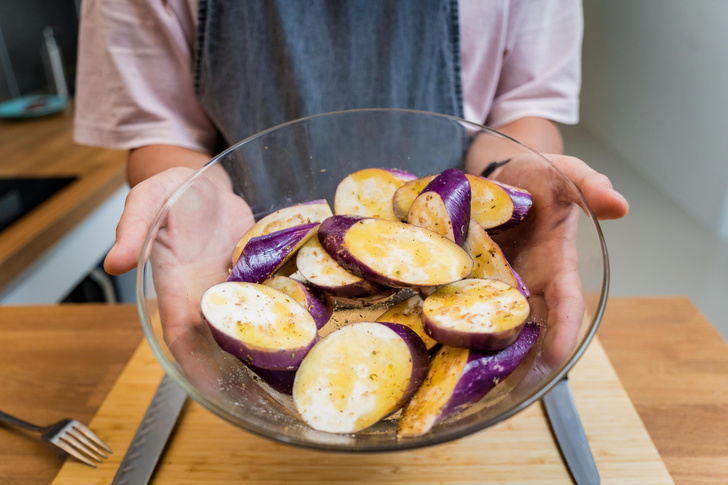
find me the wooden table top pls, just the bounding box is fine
[0,102,127,290]
[0,297,726,484]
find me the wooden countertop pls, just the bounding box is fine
[0,103,127,291]
[0,297,726,484]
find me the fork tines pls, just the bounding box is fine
[46,420,112,468]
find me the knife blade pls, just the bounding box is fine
[543,377,600,485]
[111,374,187,485]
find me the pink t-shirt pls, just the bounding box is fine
[74,0,582,154]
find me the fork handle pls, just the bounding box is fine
[0,410,43,432]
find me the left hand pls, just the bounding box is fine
[469,146,628,370]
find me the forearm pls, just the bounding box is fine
[464,117,564,176]
[127,145,232,192]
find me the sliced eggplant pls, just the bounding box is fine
[393,173,532,233]
[295,233,383,298]
[472,177,532,233]
[334,168,417,221]
[397,323,540,438]
[375,294,439,351]
[318,215,474,288]
[262,275,333,329]
[228,223,318,284]
[293,321,428,433]
[406,168,471,246]
[201,282,318,370]
[462,218,529,297]
[422,278,530,351]
[231,199,333,264]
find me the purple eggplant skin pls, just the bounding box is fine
[311,278,383,300]
[377,322,429,406]
[206,320,318,371]
[414,168,471,246]
[299,284,334,330]
[486,179,533,234]
[511,267,530,299]
[439,322,540,420]
[228,222,318,283]
[384,168,418,183]
[295,236,385,299]
[423,315,526,353]
[318,214,405,287]
[318,215,472,288]
[317,214,369,274]
[264,276,333,329]
[246,363,297,395]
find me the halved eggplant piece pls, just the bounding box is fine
[295,233,382,298]
[397,323,540,438]
[293,321,428,433]
[471,176,532,233]
[334,168,417,221]
[393,173,531,233]
[406,168,471,246]
[201,282,318,370]
[232,199,333,264]
[262,275,333,329]
[462,218,529,297]
[423,278,529,351]
[375,294,439,351]
[228,223,318,284]
[318,215,474,288]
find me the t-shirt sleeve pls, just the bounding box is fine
[74,0,217,153]
[485,0,583,128]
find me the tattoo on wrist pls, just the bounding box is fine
[480,158,512,178]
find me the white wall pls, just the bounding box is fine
[579,0,728,239]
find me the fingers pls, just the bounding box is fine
[546,155,629,220]
[104,168,196,275]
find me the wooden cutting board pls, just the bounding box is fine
[52,337,673,484]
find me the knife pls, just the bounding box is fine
[111,374,187,485]
[542,377,600,485]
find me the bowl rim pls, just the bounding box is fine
[135,107,610,452]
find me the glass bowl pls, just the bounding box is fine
[137,109,609,452]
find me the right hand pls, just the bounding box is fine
[105,166,255,350]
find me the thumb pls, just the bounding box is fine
[104,168,196,275]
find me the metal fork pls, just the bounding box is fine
[0,410,112,467]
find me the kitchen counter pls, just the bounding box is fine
[0,102,127,301]
[0,297,726,484]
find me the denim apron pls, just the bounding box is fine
[194,0,468,214]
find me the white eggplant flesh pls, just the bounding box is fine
[334,168,417,221]
[422,279,530,351]
[293,321,428,433]
[295,234,383,298]
[318,215,474,288]
[201,282,319,370]
[397,323,540,437]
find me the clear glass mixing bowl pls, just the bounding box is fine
[137,109,608,452]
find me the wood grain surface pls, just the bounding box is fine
[0,297,726,484]
[51,327,673,484]
[598,296,728,485]
[0,104,126,290]
[0,305,142,485]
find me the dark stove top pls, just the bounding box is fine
[0,176,77,232]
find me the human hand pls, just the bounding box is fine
[486,152,628,370]
[105,166,254,350]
